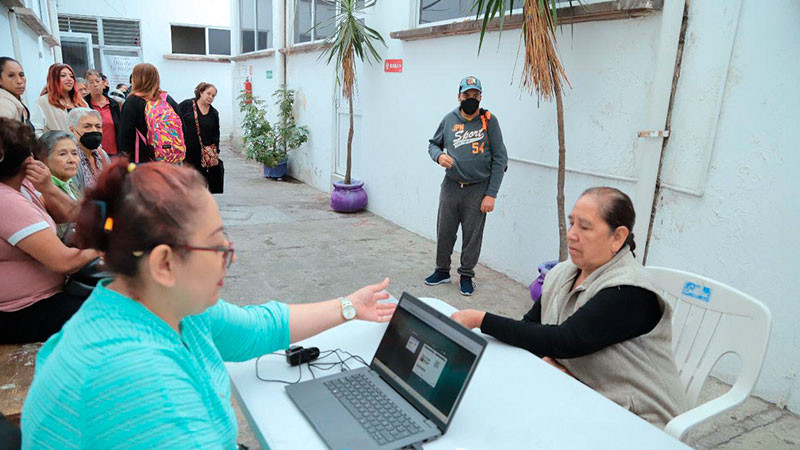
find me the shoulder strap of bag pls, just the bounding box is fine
[192,100,204,146]
[480,108,491,131]
[134,128,146,163]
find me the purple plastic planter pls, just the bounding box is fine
[330,179,368,213]
[263,159,288,179]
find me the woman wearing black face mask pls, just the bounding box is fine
[68,108,110,192]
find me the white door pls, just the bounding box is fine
[60,32,95,77]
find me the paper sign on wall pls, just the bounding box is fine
[384,59,403,73]
[102,54,142,88]
[266,70,273,79]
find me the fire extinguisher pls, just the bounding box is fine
[244,77,252,104]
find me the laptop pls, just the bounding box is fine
[286,292,488,450]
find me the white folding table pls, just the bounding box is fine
[226,297,689,450]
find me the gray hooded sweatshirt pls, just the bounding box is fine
[428,107,508,197]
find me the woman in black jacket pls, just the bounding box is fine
[83,70,120,156]
[178,82,220,178]
[117,63,182,163]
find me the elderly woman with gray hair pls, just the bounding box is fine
[38,130,81,240]
[68,107,110,192]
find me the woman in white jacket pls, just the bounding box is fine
[30,63,86,137]
[0,57,31,128]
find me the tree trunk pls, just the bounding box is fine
[345,91,354,185]
[554,76,568,262]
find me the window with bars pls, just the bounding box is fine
[239,0,273,53]
[58,15,142,83]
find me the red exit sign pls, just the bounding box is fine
[384,59,403,73]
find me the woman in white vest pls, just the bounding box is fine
[30,63,87,137]
[451,187,689,428]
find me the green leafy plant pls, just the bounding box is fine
[238,87,308,168]
[473,0,572,261]
[317,0,386,185]
[238,90,279,167]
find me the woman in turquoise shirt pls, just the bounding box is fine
[21,159,396,449]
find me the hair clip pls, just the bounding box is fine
[132,250,144,257]
[93,200,107,221]
[103,217,114,233]
[127,163,136,173]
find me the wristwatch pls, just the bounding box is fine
[340,297,357,321]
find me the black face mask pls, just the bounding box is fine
[78,131,103,150]
[460,97,480,115]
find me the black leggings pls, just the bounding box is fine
[0,291,86,344]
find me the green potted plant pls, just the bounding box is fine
[238,87,308,179]
[270,85,309,178]
[238,90,279,176]
[319,0,386,212]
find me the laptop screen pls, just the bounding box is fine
[371,293,486,431]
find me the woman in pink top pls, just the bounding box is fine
[0,118,99,344]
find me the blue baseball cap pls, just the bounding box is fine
[459,76,482,93]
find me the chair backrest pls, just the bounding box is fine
[645,266,771,407]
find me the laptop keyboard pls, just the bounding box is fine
[324,373,424,446]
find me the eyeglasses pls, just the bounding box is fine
[171,242,235,268]
[140,232,236,268]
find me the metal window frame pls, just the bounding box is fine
[59,13,143,73]
[239,0,274,54]
[292,0,343,46]
[414,0,524,28]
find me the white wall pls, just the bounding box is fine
[1,10,57,107]
[646,0,800,411]
[235,0,800,411]
[56,0,234,137]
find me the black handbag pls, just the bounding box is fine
[205,159,224,194]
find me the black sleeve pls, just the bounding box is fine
[109,98,121,130]
[117,96,144,157]
[167,95,181,116]
[522,301,541,323]
[177,99,191,117]
[211,107,220,149]
[480,286,662,359]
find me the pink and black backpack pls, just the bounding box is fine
[135,92,186,164]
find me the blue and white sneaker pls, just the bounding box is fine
[460,276,475,296]
[424,271,451,286]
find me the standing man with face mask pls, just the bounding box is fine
[425,76,508,296]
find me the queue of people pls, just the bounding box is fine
[0,58,227,338]
[1,62,690,447]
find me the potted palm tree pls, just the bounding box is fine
[474,0,571,260]
[319,0,386,212]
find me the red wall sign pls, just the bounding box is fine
[384,59,403,73]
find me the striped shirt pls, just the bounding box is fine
[22,280,291,449]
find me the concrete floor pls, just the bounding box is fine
[218,149,799,449]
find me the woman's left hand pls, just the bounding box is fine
[347,277,396,323]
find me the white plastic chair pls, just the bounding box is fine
[644,266,771,441]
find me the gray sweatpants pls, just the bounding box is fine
[435,177,489,278]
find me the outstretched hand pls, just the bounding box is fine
[347,278,396,323]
